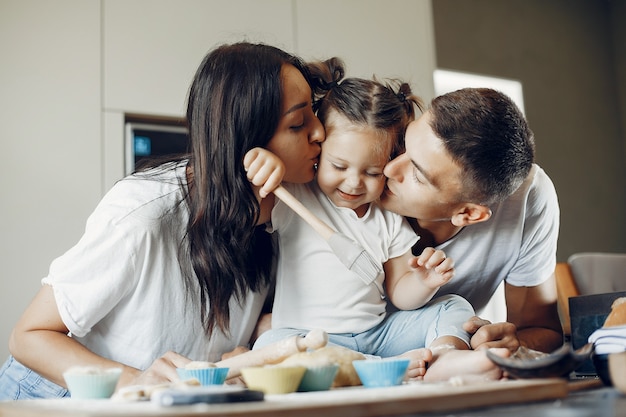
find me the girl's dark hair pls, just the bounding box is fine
[157,42,313,336]
[430,87,535,205]
[307,57,423,157]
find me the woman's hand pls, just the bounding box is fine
[220,346,250,361]
[118,351,191,388]
[244,148,285,198]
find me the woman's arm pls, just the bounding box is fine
[384,248,454,310]
[9,285,189,389]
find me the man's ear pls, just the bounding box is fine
[451,203,492,227]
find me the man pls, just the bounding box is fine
[381,87,563,354]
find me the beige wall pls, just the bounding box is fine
[0,0,103,364]
[432,0,626,261]
[0,0,436,364]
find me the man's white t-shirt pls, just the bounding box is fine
[270,181,418,334]
[432,164,560,311]
[42,163,268,369]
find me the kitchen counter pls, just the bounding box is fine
[420,382,621,417]
[0,378,620,417]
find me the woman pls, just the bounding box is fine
[0,42,324,399]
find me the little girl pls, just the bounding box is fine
[245,58,503,381]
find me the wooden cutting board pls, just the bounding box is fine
[0,378,568,417]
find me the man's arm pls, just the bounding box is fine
[505,277,563,352]
[465,276,563,353]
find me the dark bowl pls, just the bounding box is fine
[592,353,612,386]
[485,343,593,379]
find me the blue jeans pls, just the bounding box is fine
[253,294,474,357]
[0,356,69,400]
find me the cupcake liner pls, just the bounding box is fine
[297,364,339,392]
[63,367,122,399]
[241,366,306,395]
[176,367,229,386]
[352,358,409,388]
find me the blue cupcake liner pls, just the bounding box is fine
[176,367,229,386]
[297,364,340,391]
[352,358,410,388]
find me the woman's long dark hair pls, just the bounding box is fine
[182,42,312,336]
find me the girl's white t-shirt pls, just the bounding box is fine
[270,181,418,333]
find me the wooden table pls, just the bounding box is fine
[0,378,572,417]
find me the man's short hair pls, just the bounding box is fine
[430,88,535,205]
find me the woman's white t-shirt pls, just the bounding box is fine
[42,163,268,369]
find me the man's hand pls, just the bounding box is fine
[463,316,521,352]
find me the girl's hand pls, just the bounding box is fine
[408,247,455,289]
[244,148,286,198]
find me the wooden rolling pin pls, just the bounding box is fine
[113,330,328,400]
[273,184,384,289]
[216,329,328,379]
[273,185,336,240]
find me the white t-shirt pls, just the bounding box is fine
[270,181,418,333]
[42,163,268,369]
[432,164,560,311]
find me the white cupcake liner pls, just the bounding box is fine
[63,367,122,399]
